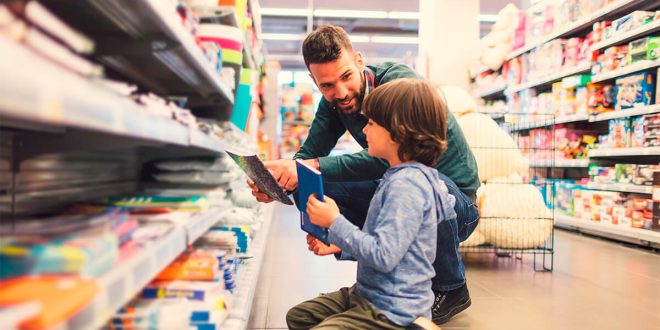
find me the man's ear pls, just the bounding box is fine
[355,51,365,69]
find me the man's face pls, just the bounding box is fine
[309,50,365,115]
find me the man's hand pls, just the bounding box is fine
[264,159,298,192]
[306,195,340,228]
[247,179,274,203]
[306,234,341,256]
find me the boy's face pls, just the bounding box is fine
[309,49,365,115]
[362,119,398,161]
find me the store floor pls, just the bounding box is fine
[248,205,660,330]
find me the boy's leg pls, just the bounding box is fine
[431,173,480,324]
[286,287,352,330]
[312,287,407,330]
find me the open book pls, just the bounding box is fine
[295,160,330,245]
[225,148,293,205]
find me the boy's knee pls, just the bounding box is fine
[286,304,311,330]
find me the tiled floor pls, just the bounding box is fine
[248,205,660,330]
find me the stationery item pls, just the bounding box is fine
[295,160,330,245]
[225,148,293,205]
[0,275,98,330]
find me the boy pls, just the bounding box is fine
[286,78,457,329]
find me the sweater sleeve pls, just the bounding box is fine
[327,178,427,273]
[318,149,389,182]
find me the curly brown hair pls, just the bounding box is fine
[362,78,448,167]
[302,25,354,68]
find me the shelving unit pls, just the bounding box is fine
[506,63,591,94]
[0,1,271,329]
[505,0,654,61]
[586,182,653,194]
[509,113,590,131]
[0,36,224,156]
[555,214,660,247]
[589,104,660,122]
[66,209,222,330]
[529,159,590,168]
[590,147,660,157]
[591,59,660,83]
[40,0,235,112]
[475,83,507,99]
[224,203,277,329]
[590,19,660,52]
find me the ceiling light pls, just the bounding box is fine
[478,14,497,22]
[349,35,370,43]
[388,11,419,20]
[370,36,419,44]
[261,33,305,41]
[312,9,388,19]
[259,8,310,17]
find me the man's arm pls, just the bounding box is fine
[327,178,427,273]
[318,149,389,182]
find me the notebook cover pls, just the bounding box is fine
[295,160,330,245]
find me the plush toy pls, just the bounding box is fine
[477,177,553,249]
[438,85,479,116]
[456,112,529,181]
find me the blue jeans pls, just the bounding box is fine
[318,174,479,292]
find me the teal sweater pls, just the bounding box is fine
[295,62,480,196]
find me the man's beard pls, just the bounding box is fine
[332,73,366,115]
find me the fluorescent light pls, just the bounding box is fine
[388,11,419,20]
[260,8,420,20]
[268,53,304,61]
[370,36,418,44]
[349,35,370,43]
[261,33,305,41]
[478,14,497,22]
[259,7,310,17]
[313,9,388,19]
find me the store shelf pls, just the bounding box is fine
[40,0,234,110]
[591,59,660,83]
[67,210,223,330]
[555,214,660,246]
[475,83,507,99]
[225,203,278,327]
[590,147,660,157]
[530,159,590,168]
[506,63,591,94]
[470,66,494,79]
[506,0,646,60]
[510,113,590,131]
[589,104,660,122]
[586,182,653,194]
[0,36,226,157]
[591,20,660,52]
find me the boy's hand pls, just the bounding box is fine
[306,195,339,228]
[306,234,341,256]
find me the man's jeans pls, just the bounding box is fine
[313,174,479,292]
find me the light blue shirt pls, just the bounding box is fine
[328,162,457,325]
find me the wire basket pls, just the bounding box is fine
[458,112,556,272]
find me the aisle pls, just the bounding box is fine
[248,205,660,330]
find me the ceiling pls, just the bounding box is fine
[260,0,527,70]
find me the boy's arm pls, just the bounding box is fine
[327,178,427,273]
[318,149,390,182]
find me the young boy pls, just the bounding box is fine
[285,78,457,329]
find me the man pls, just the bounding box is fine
[250,25,480,325]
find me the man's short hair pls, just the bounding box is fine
[362,78,448,167]
[302,25,354,67]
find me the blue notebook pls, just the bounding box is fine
[295,159,330,245]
